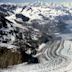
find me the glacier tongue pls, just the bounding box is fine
[1,40,72,72]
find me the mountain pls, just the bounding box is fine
[0,9,52,66]
[0,3,72,72]
[0,3,17,16]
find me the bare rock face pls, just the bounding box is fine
[0,4,17,16]
[0,46,39,68]
[16,14,30,22]
[0,47,22,68]
[0,15,16,43]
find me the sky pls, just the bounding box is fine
[0,0,72,3]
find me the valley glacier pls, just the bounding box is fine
[0,2,72,72]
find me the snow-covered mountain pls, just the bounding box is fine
[0,3,17,16]
[0,3,72,72]
[5,3,72,37]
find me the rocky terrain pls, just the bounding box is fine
[0,3,72,72]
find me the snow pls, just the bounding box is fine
[37,43,46,51]
[15,7,22,14]
[1,40,72,72]
[0,43,18,49]
[26,48,32,54]
[6,14,28,30]
[1,2,72,72]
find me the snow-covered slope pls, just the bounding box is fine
[0,3,72,72]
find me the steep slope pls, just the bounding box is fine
[0,12,52,67]
[0,3,72,72]
[0,3,17,16]
[5,3,72,39]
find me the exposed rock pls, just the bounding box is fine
[16,14,30,22]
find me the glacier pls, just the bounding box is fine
[0,2,72,72]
